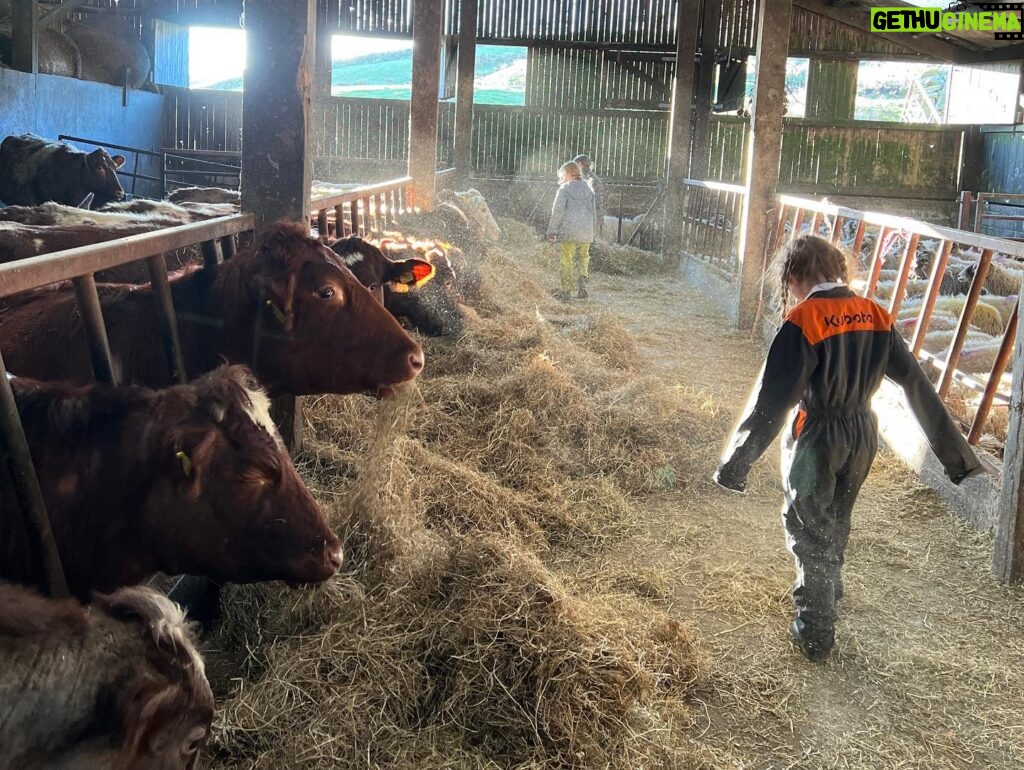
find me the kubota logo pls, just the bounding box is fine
[823,312,874,328]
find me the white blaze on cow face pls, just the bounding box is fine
[342,251,365,266]
[241,382,285,450]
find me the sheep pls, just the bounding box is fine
[959,261,1024,297]
[919,328,995,355]
[897,296,1005,337]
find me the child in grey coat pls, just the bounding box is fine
[547,161,596,301]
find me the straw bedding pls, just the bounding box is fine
[205,215,714,768]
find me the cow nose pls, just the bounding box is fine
[325,544,344,572]
[409,347,424,373]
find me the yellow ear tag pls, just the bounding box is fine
[265,300,287,325]
[175,450,193,477]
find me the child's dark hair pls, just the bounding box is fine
[777,235,851,310]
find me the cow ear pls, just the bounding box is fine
[112,154,127,169]
[387,258,434,291]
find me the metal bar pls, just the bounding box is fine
[969,303,1018,444]
[219,234,236,259]
[201,240,221,268]
[71,275,118,386]
[146,256,189,386]
[974,195,984,234]
[58,135,165,160]
[0,349,69,598]
[959,190,972,231]
[888,233,919,317]
[866,226,889,299]
[852,219,867,262]
[911,240,952,357]
[939,248,994,399]
[0,215,254,300]
[831,215,845,246]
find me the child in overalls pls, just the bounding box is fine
[714,235,982,661]
[547,161,596,301]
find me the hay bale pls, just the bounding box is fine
[68,19,150,89]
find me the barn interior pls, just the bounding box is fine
[2,0,1024,767]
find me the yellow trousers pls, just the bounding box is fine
[558,242,590,292]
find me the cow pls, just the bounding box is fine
[0,582,214,770]
[167,186,241,205]
[99,198,240,222]
[0,134,126,207]
[0,365,343,597]
[330,235,466,336]
[0,221,197,283]
[0,200,190,228]
[0,222,424,396]
[436,188,502,241]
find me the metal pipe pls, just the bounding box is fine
[146,256,189,385]
[888,232,919,317]
[0,348,69,597]
[939,248,993,399]
[72,275,118,385]
[911,240,952,357]
[969,303,1017,445]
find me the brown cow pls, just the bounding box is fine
[330,235,465,336]
[0,582,214,770]
[0,134,126,207]
[0,221,195,283]
[0,365,343,596]
[0,222,424,395]
[0,200,190,227]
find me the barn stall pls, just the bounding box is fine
[0,0,1023,767]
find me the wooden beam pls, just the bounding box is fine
[453,0,478,186]
[737,0,793,330]
[691,0,722,180]
[39,0,92,28]
[995,293,1024,583]
[793,0,974,64]
[958,43,1024,64]
[240,0,317,454]
[408,0,443,209]
[12,0,39,75]
[664,0,701,261]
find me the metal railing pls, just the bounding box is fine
[309,176,414,240]
[0,213,256,598]
[771,195,1024,449]
[959,191,1024,242]
[680,179,746,278]
[58,134,165,200]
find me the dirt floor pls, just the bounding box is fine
[558,265,1024,769]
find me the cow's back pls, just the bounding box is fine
[0,135,86,207]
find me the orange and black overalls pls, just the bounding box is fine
[715,284,981,634]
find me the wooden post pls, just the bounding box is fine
[241,0,317,454]
[664,0,701,263]
[12,0,39,75]
[736,0,792,330]
[691,0,721,181]
[453,0,478,186]
[314,11,333,100]
[959,125,984,205]
[995,292,1024,583]
[805,59,857,120]
[408,0,443,210]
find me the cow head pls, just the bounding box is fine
[329,235,434,304]
[220,222,425,396]
[379,238,466,336]
[85,147,126,203]
[94,587,214,770]
[151,366,343,586]
[438,188,501,241]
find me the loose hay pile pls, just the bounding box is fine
[206,214,719,768]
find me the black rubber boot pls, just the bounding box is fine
[577,275,589,300]
[789,617,835,662]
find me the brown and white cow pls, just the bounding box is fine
[167,186,241,205]
[436,188,501,241]
[0,582,214,770]
[0,365,343,596]
[329,235,466,336]
[0,222,424,395]
[0,134,126,207]
[0,200,190,228]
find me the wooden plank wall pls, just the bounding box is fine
[981,129,1024,194]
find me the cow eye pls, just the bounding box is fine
[317,287,335,300]
[368,284,378,293]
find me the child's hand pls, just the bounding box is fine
[712,467,747,495]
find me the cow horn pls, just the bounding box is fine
[77,192,95,210]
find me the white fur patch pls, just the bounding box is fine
[342,251,365,266]
[32,238,44,251]
[241,384,285,449]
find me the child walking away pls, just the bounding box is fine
[713,235,982,662]
[547,161,596,301]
